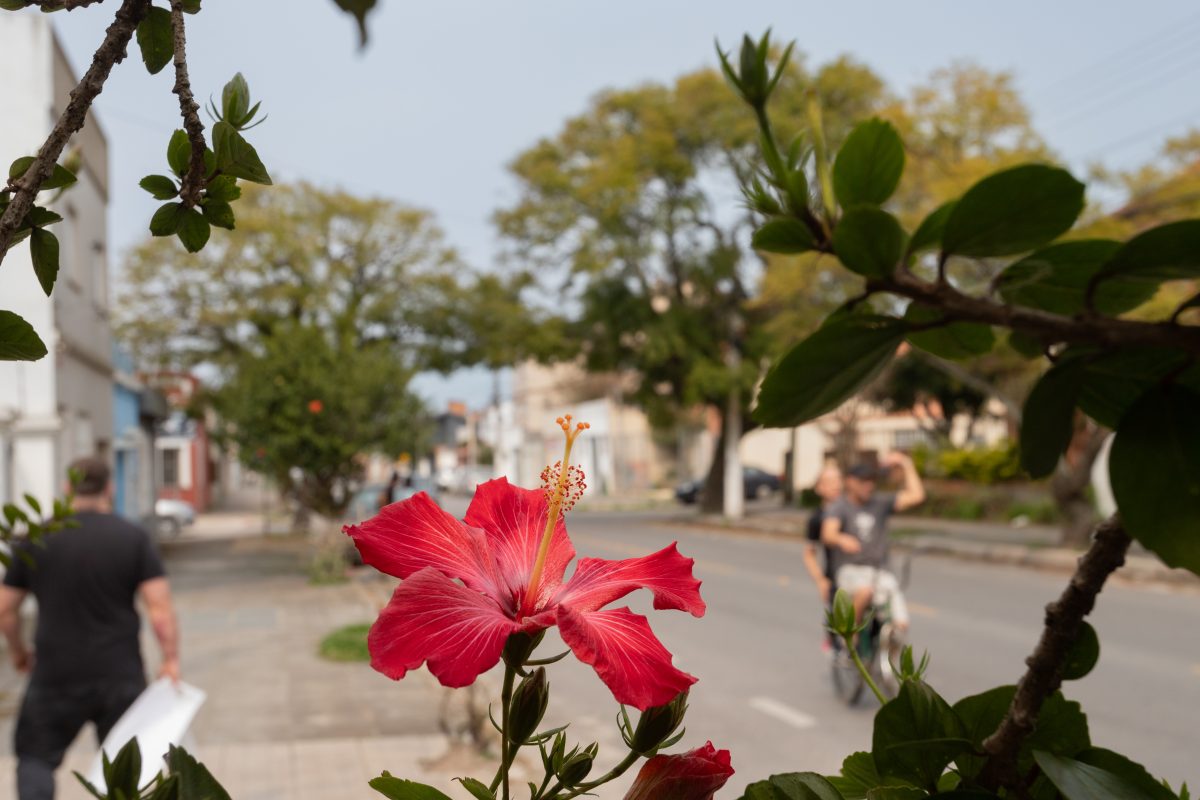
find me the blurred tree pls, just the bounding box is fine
[212,326,429,519]
[119,182,546,517]
[496,54,886,512]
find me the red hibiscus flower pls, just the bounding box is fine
[345,419,705,710]
[622,741,734,800]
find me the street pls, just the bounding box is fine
[1,509,1195,799]
[538,511,1200,796]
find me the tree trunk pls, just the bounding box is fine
[1051,422,1108,548]
[699,417,726,514]
[722,383,744,520]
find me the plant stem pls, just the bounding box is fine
[542,749,641,800]
[489,662,518,799]
[841,633,887,706]
[976,515,1130,791]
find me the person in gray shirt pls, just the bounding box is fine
[821,451,926,632]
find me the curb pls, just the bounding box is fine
[662,517,1198,588]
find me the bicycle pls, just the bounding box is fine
[830,553,913,706]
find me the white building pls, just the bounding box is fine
[0,16,113,508]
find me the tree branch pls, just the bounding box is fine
[977,515,1131,791]
[27,0,104,9]
[914,349,1024,423]
[869,270,1200,356]
[169,0,206,206]
[0,0,150,262]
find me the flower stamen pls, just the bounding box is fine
[524,416,589,613]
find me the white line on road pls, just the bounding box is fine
[749,696,818,730]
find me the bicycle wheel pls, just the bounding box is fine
[831,650,864,706]
[876,623,904,699]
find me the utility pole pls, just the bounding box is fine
[722,338,744,521]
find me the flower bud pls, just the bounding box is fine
[622,741,734,800]
[502,630,545,669]
[507,667,549,743]
[555,743,598,786]
[827,588,857,639]
[631,691,688,754]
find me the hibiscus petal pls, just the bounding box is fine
[557,604,697,710]
[465,477,575,609]
[368,567,517,687]
[345,491,500,598]
[623,741,734,800]
[555,543,705,617]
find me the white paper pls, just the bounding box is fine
[85,678,207,790]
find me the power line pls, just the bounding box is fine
[1080,106,1200,162]
[1033,9,1200,103]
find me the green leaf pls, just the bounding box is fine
[740,773,845,800]
[997,240,1155,316]
[29,228,60,296]
[1109,384,1200,575]
[24,206,62,228]
[9,157,77,191]
[177,208,211,252]
[135,6,173,75]
[1007,331,1045,358]
[150,202,188,237]
[0,310,48,361]
[827,751,884,800]
[1096,219,1200,282]
[139,174,179,200]
[167,129,191,177]
[455,777,495,800]
[907,200,957,258]
[0,1,30,10]
[904,304,995,360]
[1061,621,1099,680]
[866,789,925,800]
[752,217,815,255]
[832,118,905,207]
[1075,749,1177,800]
[167,744,232,800]
[23,494,41,516]
[105,738,142,799]
[212,121,272,184]
[201,199,235,230]
[755,315,906,427]
[953,687,1090,781]
[834,207,905,278]
[872,681,970,792]
[181,0,200,12]
[1034,751,1152,800]
[368,773,454,800]
[1019,359,1086,478]
[1070,347,1192,428]
[941,165,1085,257]
[204,175,241,202]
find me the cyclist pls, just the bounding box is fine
[820,452,925,633]
[803,464,842,651]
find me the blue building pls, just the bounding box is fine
[111,346,168,522]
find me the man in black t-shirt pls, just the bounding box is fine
[801,464,843,604]
[0,457,180,800]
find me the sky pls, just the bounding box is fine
[45,0,1200,408]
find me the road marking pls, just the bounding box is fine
[749,696,817,730]
[908,602,939,618]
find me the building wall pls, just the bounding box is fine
[0,16,111,508]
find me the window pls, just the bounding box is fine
[893,428,933,449]
[161,448,180,488]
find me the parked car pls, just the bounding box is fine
[674,466,783,505]
[153,498,196,538]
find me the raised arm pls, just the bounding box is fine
[886,452,926,512]
[0,586,31,673]
[139,577,180,682]
[821,514,862,555]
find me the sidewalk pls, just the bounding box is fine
[0,534,500,800]
[672,507,1199,587]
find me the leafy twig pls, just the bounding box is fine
[169,0,206,206]
[977,515,1131,790]
[0,0,150,261]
